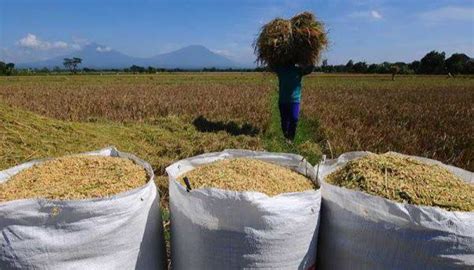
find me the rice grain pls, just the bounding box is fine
[0,156,148,201]
[179,158,316,196]
[326,153,474,211]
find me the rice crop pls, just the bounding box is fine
[326,153,474,211]
[179,158,317,196]
[302,75,474,171]
[0,156,148,201]
[255,11,328,69]
[0,73,273,132]
[0,73,472,178]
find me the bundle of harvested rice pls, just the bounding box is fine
[254,11,328,69]
[326,153,474,211]
[254,18,294,69]
[179,158,316,196]
[0,156,148,201]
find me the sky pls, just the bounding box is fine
[1,0,473,65]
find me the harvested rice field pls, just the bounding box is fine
[0,73,473,203]
[0,73,272,131]
[302,74,474,171]
[326,153,474,211]
[0,73,472,264]
[179,158,317,196]
[0,156,148,201]
[1,74,472,171]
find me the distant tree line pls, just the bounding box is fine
[0,61,15,75]
[121,65,263,73]
[315,51,473,76]
[2,50,472,76]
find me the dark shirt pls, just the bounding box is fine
[275,65,312,103]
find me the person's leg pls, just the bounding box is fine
[279,103,290,139]
[288,102,300,141]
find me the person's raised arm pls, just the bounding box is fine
[300,65,314,76]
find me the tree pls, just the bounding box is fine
[366,64,378,73]
[63,57,82,74]
[393,62,411,74]
[345,60,354,72]
[147,66,156,73]
[129,65,145,73]
[63,59,72,72]
[353,62,368,73]
[445,53,470,76]
[379,62,391,74]
[5,63,15,76]
[0,61,6,75]
[408,61,420,74]
[419,51,446,74]
[72,58,82,67]
[390,66,400,81]
[83,67,96,72]
[322,59,328,67]
[465,59,474,74]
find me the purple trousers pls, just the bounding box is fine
[279,102,300,140]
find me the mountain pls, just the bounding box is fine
[18,43,142,69]
[18,44,240,69]
[145,45,236,68]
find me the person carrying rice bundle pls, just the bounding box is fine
[255,11,328,142]
[274,63,313,142]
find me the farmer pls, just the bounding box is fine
[275,64,313,142]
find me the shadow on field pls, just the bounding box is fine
[193,115,260,136]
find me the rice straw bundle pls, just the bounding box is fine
[254,11,328,70]
[291,12,328,67]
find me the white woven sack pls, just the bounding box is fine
[166,149,321,270]
[0,148,166,270]
[316,151,474,270]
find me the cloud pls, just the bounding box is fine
[71,44,82,50]
[71,36,90,50]
[17,34,42,49]
[419,6,474,22]
[371,10,382,19]
[349,10,383,20]
[72,37,89,45]
[96,46,112,52]
[52,41,68,49]
[0,46,53,63]
[211,49,233,58]
[17,33,69,50]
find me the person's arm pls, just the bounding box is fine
[300,65,314,76]
[274,66,282,75]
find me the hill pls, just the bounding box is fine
[17,43,141,69]
[17,44,239,69]
[146,45,236,69]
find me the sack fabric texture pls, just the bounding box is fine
[0,148,166,270]
[166,149,321,270]
[316,151,474,270]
